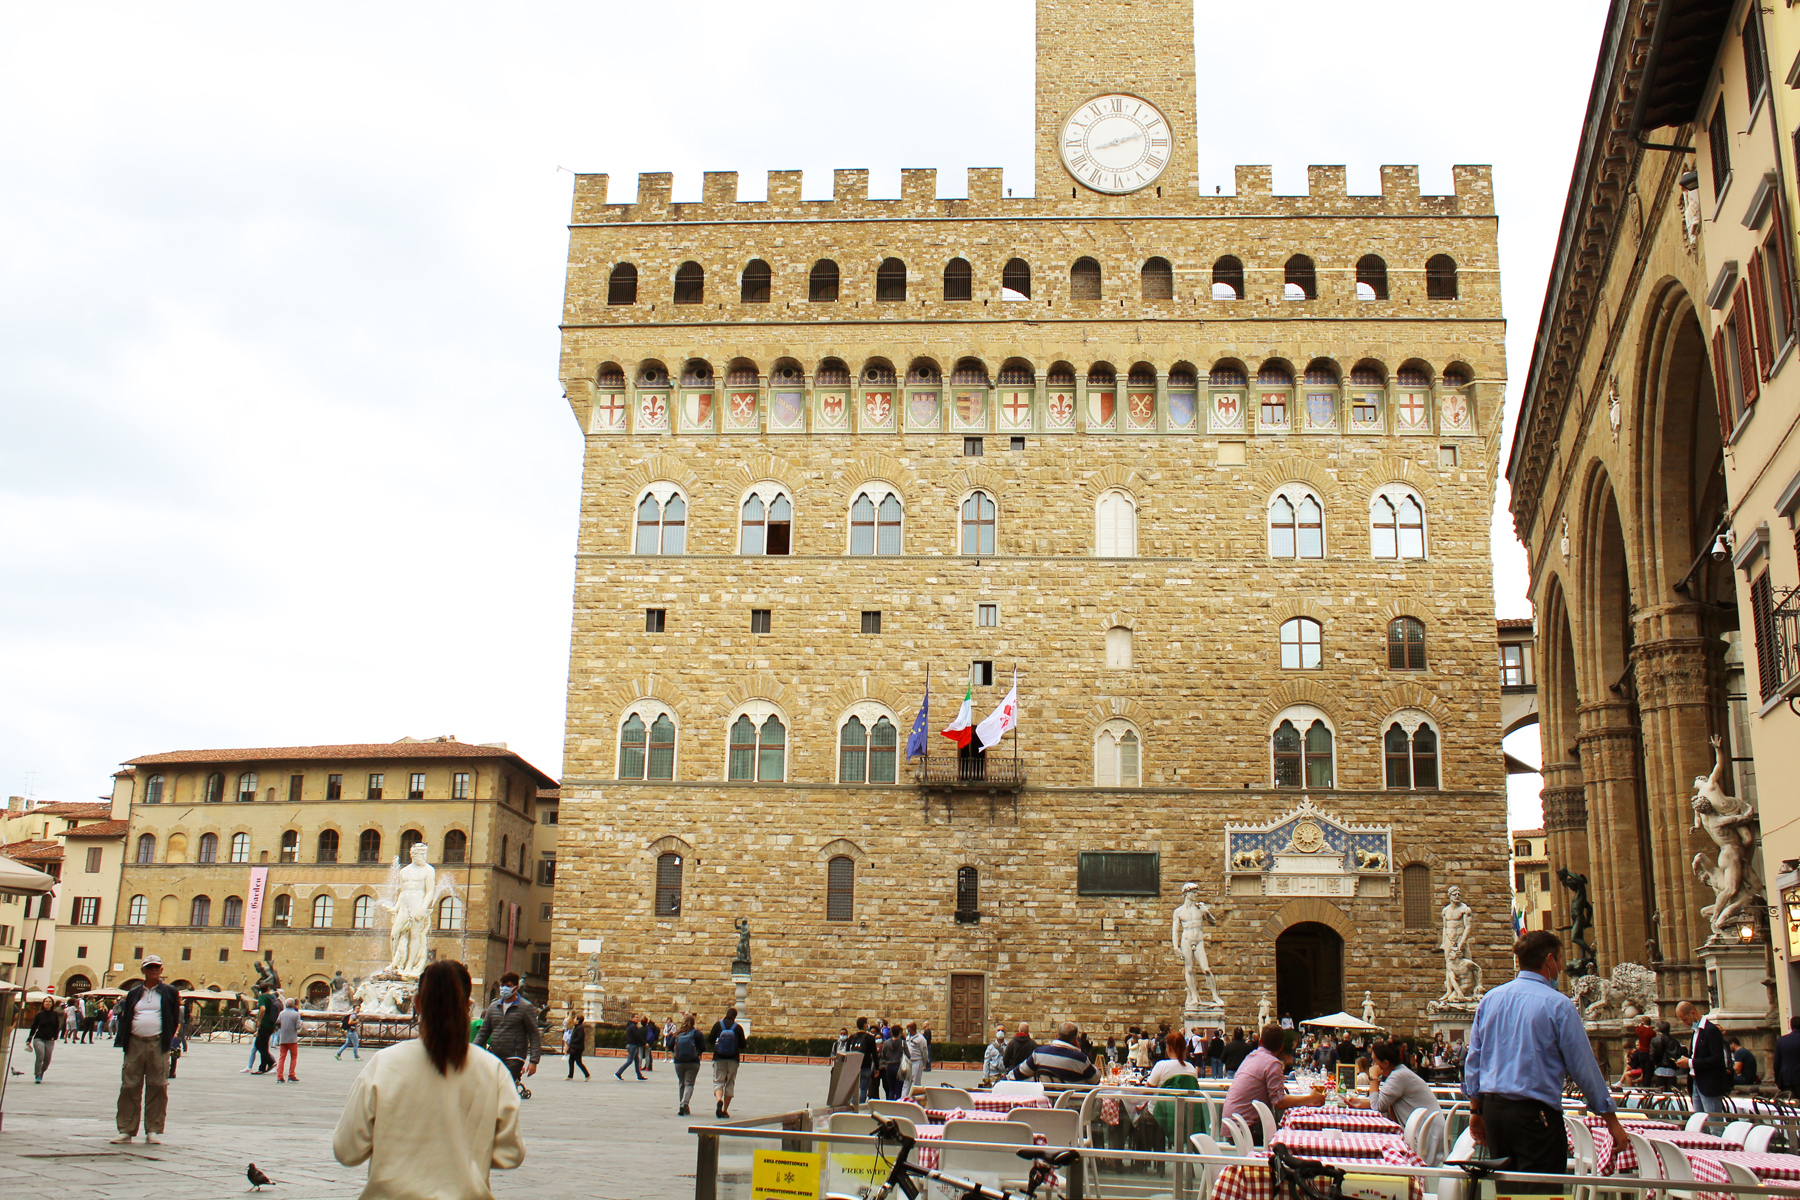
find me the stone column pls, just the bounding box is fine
[1575,701,1651,974]
[1540,763,1589,938]
[1631,627,1727,1003]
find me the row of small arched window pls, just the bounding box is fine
[133,828,479,868]
[653,851,861,921]
[635,484,1432,560]
[122,891,469,932]
[605,254,1461,306]
[611,357,1466,390]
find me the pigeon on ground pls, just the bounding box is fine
[247,1163,275,1190]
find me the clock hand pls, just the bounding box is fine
[1094,131,1144,150]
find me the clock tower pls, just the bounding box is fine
[1036,0,1198,199]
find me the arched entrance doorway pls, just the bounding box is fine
[1275,922,1343,1022]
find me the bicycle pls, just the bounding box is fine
[825,1117,1079,1200]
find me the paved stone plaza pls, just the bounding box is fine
[0,1039,831,1199]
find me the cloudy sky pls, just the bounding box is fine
[0,1,1603,825]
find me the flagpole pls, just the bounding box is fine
[922,663,929,781]
[1013,662,1019,780]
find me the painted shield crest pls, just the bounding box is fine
[1088,391,1115,426]
[955,390,985,426]
[909,391,939,426]
[729,391,758,426]
[819,392,846,426]
[639,393,668,430]
[864,391,893,426]
[1047,392,1075,427]
[684,392,713,429]
[1167,391,1196,428]
[1396,392,1429,429]
[593,393,628,431]
[1441,393,1470,430]
[999,391,1032,427]
[1214,393,1240,424]
[1128,392,1154,427]
[773,391,805,428]
[1306,393,1334,430]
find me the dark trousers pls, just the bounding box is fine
[567,1047,589,1078]
[882,1064,903,1099]
[1481,1095,1567,1194]
[253,1027,275,1072]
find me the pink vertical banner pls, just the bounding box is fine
[504,902,518,974]
[242,866,269,952]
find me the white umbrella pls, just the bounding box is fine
[1300,1011,1382,1031]
[0,854,56,894]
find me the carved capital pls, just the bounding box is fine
[1544,787,1589,832]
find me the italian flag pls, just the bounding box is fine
[940,680,975,747]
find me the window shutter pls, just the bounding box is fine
[1768,198,1797,344]
[1712,327,1735,438]
[1750,251,1775,378]
[1735,295,1761,405]
[1095,733,1118,786]
[1096,497,1116,557]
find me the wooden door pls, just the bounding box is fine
[948,973,984,1043]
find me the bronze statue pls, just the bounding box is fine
[1557,867,1596,977]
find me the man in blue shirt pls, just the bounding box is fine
[1463,931,1625,1188]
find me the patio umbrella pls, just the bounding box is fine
[1299,1011,1382,1031]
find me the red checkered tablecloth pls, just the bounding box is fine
[1208,1160,1424,1200]
[1281,1106,1404,1135]
[924,1107,1016,1123]
[1270,1131,1424,1168]
[960,1092,1050,1113]
[1099,1095,1155,1124]
[1689,1150,1800,1183]
[911,1124,1047,1171]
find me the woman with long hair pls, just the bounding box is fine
[1146,1029,1197,1088]
[564,1013,589,1080]
[333,960,525,1199]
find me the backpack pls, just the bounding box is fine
[675,1029,702,1063]
[716,1024,740,1057]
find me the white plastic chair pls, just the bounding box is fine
[1417,1109,1449,1169]
[1188,1131,1233,1197]
[1624,1130,1665,1184]
[939,1119,1034,1194]
[1250,1098,1279,1145]
[991,1080,1048,1098]
[867,1099,930,1126]
[1721,1119,1752,1148]
[824,1113,883,1198]
[1723,1160,1762,1187]
[1403,1107,1431,1157]
[1222,1113,1255,1155]
[1563,1114,1598,1200]
[918,1085,973,1111]
[1644,1135,1698,1200]
[1743,1123,1777,1153]
[1008,1106,1079,1145]
[1685,1111,1710,1133]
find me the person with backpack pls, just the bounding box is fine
[709,1008,746,1118]
[847,1017,879,1100]
[672,1014,703,1115]
[336,1005,362,1061]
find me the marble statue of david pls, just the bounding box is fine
[383,843,437,977]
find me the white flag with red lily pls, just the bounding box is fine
[974,670,1018,750]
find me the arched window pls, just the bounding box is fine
[136,833,156,864]
[222,895,244,928]
[1141,256,1173,300]
[1070,256,1102,300]
[837,710,899,784]
[619,704,678,780]
[656,852,683,916]
[1402,863,1432,928]
[1095,719,1142,787]
[1426,254,1459,299]
[740,487,793,555]
[437,895,465,931]
[143,775,164,803]
[203,773,224,803]
[607,262,638,305]
[740,259,770,304]
[1388,617,1427,670]
[1212,255,1245,300]
[1105,626,1133,669]
[317,830,339,863]
[943,258,972,301]
[868,717,897,783]
[312,894,335,928]
[399,829,425,860]
[1284,255,1317,300]
[127,894,147,926]
[850,488,903,555]
[272,894,291,927]
[839,716,867,783]
[357,829,381,864]
[1280,618,1322,669]
[1002,258,1031,299]
[1268,488,1324,559]
[1371,488,1427,559]
[230,832,250,863]
[1355,254,1389,300]
[189,895,211,926]
[876,257,906,302]
[728,709,787,782]
[635,488,687,555]
[1272,709,1334,788]
[352,895,373,930]
[442,830,467,864]
[826,856,855,921]
[279,830,298,863]
[956,866,979,922]
[1385,716,1441,790]
[809,259,839,302]
[673,260,703,304]
[961,491,996,555]
[237,772,258,802]
[1096,490,1136,557]
[197,833,218,864]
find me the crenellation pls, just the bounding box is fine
[900,167,937,204]
[1451,165,1495,215]
[968,167,1004,204]
[701,170,737,206]
[1308,165,1348,197]
[833,168,869,203]
[1236,165,1273,197]
[1380,165,1420,199]
[768,169,802,209]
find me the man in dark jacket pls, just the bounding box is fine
[1675,1000,1731,1113]
[847,1016,878,1101]
[1774,1017,1800,1095]
[1207,1031,1227,1079]
[111,955,180,1144]
[1002,1023,1037,1072]
[616,1016,647,1080]
[1222,1028,1252,1076]
[476,972,542,1091]
[251,984,279,1074]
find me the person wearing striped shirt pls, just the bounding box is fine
[1008,1022,1101,1084]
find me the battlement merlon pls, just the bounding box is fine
[568,166,1496,224]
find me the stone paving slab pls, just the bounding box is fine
[0,1038,835,1199]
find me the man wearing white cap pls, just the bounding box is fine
[111,954,180,1143]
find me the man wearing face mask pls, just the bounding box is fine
[475,973,542,1097]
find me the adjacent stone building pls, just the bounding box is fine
[551,0,1510,1040]
[1,797,126,993]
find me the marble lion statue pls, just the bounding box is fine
[1355,849,1389,871]
[1569,962,1657,1021]
[1230,847,1266,871]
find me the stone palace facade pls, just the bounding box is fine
[549,0,1510,1041]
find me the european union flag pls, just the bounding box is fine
[904,682,930,759]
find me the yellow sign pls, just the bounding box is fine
[752,1149,823,1200]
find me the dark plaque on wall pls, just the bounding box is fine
[1077,851,1161,896]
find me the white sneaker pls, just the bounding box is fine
[110,1134,133,1144]
[144,1133,160,1144]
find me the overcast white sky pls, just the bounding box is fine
[0,1,1603,826]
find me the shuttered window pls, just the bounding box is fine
[655,853,682,917]
[956,866,979,922]
[1751,570,1779,701]
[1734,295,1760,406]
[1096,491,1136,557]
[826,856,855,921]
[1402,864,1432,929]
[1750,252,1775,378]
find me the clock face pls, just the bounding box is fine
[1060,93,1172,194]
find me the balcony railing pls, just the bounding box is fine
[912,757,1027,791]
[1772,585,1800,695]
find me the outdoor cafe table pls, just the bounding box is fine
[925,1107,1021,1123]
[1687,1150,1800,1184]
[1280,1106,1403,1135]
[1210,1152,1424,1200]
[956,1093,1051,1114]
[911,1124,1047,1172]
[1269,1130,1423,1166]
